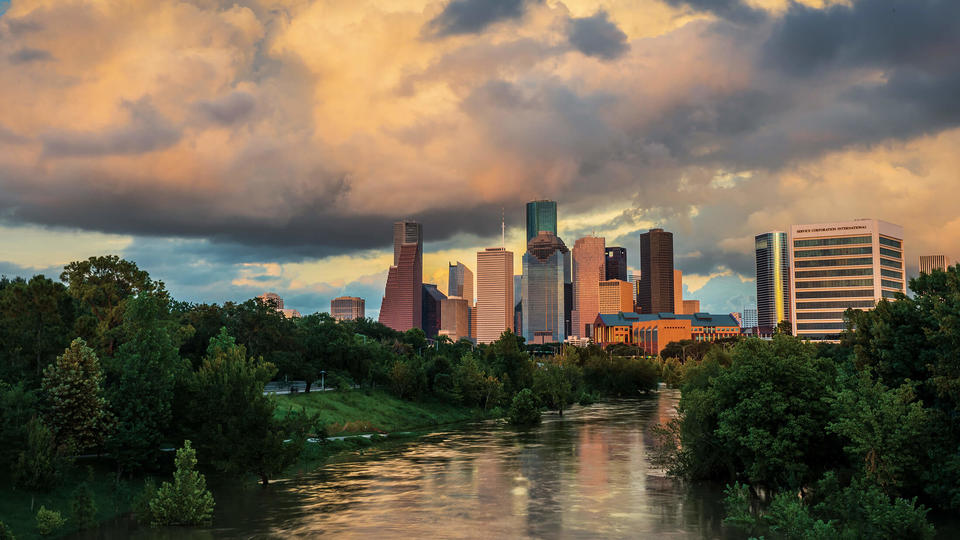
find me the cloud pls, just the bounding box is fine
[423,0,538,38]
[566,11,629,60]
[663,0,766,23]
[194,90,257,125]
[8,48,52,64]
[41,97,180,157]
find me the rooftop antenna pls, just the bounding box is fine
[501,207,506,248]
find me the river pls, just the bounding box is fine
[90,389,732,539]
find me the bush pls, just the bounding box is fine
[133,477,157,525]
[0,520,15,540]
[70,481,98,530]
[35,507,64,536]
[149,440,215,526]
[12,417,64,491]
[508,389,541,426]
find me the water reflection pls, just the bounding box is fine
[88,390,730,539]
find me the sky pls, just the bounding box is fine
[1,0,959,319]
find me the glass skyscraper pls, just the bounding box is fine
[522,232,570,344]
[605,247,627,281]
[526,200,558,244]
[638,228,674,314]
[755,231,790,329]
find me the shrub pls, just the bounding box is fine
[35,507,65,536]
[70,481,98,530]
[12,417,64,491]
[133,477,157,525]
[0,520,15,540]
[508,389,541,426]
[149,440,215,526]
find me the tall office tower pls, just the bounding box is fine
[919,255,951,274]
[755,231,791,329]
[789,219,905,341]
[331,296,365,321]
[440,297,471,341]
[683,300,700,314]
[525,200,558,244]
[743,308,758,329]
[638,228,675,314]
[379,220,423,332]
[258,292,301,318]
[422,284,446,337]
[571,236,606,339]
[598,280,634,314]
[673,270,683,314]
[522,232,570,344]
[605,247,628,281]
[476,247,514,344]
[514,275,523,337]
[448,262,474,303]
[628,271,641,307]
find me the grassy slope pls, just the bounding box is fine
[273,389,486,435]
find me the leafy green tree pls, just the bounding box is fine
[149,440,215,526]
[775,320,793,336]
[35,507,64,536]
[0,275,76,384]
[389,357,427,400]
[0,382,40,466]
[60,255,165,356]
[180,329,302,484]
[69,481,98,530]
[41,338,113,454]
[483,330,533,394]
[0,519,14,540]
[508,388,541,426]
[12,417,63,491]
[107,294,183,472]
[533,360,579,416]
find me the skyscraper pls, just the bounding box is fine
[448,262,474,303]
[379,220,423,332]
[919,255,950,274]
[571,236,605,339]
[638,228,674,314]
[476,247,514,344]
[422,284,446,337]
[598,279,634,314]
[755,231,791,329]
[525,200,557,244]
[522,232,570,344]
[440,297,471,341]
[331,296,365,321]
[605,247,628,281]
[673,269,683,314]
[789,219,905,341]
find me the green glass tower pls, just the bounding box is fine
[526,200,558,244]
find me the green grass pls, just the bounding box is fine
[0,463,146,540]
[273,389,487,435]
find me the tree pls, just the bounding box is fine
[69,481,98,530]
[149,440,215,526]
[775,320,793,336]
[508,389,541,426]
[533,360,579,416]
[180,328,302,485]
[107,294,184,472]
[60,255,165,356]
[0,275,76,384]
[41,338,113,454]
[12,417,62,491]
[0,382,40,466]
[34,507,64,536]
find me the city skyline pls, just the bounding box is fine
[1,1,958,320]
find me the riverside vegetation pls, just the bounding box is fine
[0,255,659,538]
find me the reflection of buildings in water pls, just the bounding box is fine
[521,424,566,538]
[577,425,610,494]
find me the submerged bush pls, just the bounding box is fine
[508,389,541,426]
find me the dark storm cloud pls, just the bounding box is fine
[41,98,180,157]
[663,0,765,23]
[566,11,629,60]
[195,91,257,125]
[676,248,752,277]
[8,48,52,64]
[0,124,28,144]
[424,0,539,38]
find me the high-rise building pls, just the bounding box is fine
[604,247,628,282]
[628,271,641,308]
[379,220,423,332]
[673,269,683,314]
[258,292,301,318]
[522,232,570,344]
[599,279,634,314]
[742,308,758,329]
[513,275,523,337]
[682,300,700,314]
[422,284,446,337]
[789,219,906,341]
[448,262,474,303]
[638,228,674,314]
[525,200,558,244]
[331,296,365,321]
[919,255,950,274]
[571,236,605,339]
[476,247,514,344]
[440,297,471,341]
[755,231,791,330]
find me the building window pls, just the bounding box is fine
[880,269,903,280]
[879,237,902,249]
[795,300,876,309]
[796,311,847,320]
[880,258,902,269]
[794,247,873,258]
[879,247,902,259]
[796,289,875,299]
[881,279,903,289]
[794,268,873,279]
[793,236,872,248]
[795,279,874,289]
[794,257,873,268]
[796,322,848,330]
[882,290,901,299]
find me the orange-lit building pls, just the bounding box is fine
[593,312,741,355]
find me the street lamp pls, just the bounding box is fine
[320,370,327,391]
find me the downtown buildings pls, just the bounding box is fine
[331,296,365,321]
[379,220,423,332]
[476,247,514,344]
[919,255,950,274]
[789,219,905,341]
[755,231,790,330]
[521,232,570,344]
[571,236,605,339]
[637,228,675,314]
